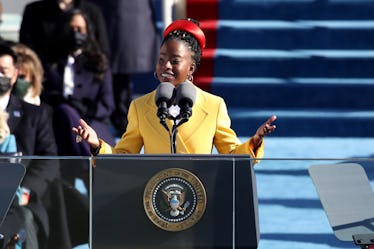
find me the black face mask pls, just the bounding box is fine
[66,30,87,51]
[0,76,12,95]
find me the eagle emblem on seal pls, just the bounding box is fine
[143,168,207,232]
[162,184,190,217]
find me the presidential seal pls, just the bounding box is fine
[143,168,207,232]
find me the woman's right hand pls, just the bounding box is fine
[72,119,101,149]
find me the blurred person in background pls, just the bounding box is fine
[0,42,58,249]
[89,0,160,136]
[19,0,109,64]
[0,1,4,43]
[3,42,90,249]
[42,9,114,186]
[11,43,43,106]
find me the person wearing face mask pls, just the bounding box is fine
[0,43,59,249]
[10,43,44,106]
[72,18,277,162]
[0,73,11,95]
[42,9,115,185]
[19,0,109,64]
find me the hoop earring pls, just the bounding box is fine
[187,74,193,82]
[153,72,158,80]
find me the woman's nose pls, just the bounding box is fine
[164,60,172,69]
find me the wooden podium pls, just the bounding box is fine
[91,155,259,249]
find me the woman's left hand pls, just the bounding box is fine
[253,115,277,146]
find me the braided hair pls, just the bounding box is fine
[162,18,202,69]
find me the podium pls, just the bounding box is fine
[309,163,374,248]
[0,162,26,248]
[91,155,259,249]
[0,162,26,226]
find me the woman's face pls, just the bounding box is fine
[18,64,32,83]
[155,39,196,87]
[70,14,87,34]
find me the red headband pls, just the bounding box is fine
[163,19,206,50]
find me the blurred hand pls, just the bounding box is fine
[19,187,30,206]
[253,115,277,146]
[72,119,101,148]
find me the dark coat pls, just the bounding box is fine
[1,96,89,249]
[42,56,115,123]
[89,0,160,73]
[42,178,89,249]
[19,0,109,63]
[42,55,115,150]
[0,95,59,248]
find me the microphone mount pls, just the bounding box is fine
[154,81,196,154]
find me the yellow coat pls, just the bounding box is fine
[99,84,264,160]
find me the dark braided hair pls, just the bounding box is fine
[162,18,202,69]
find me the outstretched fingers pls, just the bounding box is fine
[263,115,277,134]
[72,119,90,143]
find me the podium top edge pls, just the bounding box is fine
[94,154,253,160]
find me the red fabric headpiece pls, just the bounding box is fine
[163,19,206,50]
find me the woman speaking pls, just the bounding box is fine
[73,18,276,162]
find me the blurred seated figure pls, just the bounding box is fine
[0,42,89,249]
[11,43,43,106]
[41,9,115,185]
[0,42,59,249]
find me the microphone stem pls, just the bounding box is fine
[170,119,181,154]
[160,119,170,133]
[176,118,188,128]
[170,123,178,154]
[170,117,189,153]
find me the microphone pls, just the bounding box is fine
[176,82,196,120]
[155,82,175,123]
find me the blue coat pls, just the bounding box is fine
[0,135,17,153]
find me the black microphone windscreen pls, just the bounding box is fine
[155,82,175,106]
[176,82,196,106]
